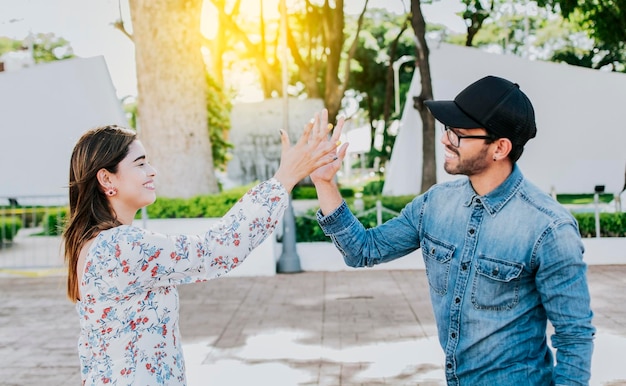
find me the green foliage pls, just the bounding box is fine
[291,185,355,200]
[362,179,385,196]
[0,217,22,244]
[340,187,356,198]
[30,33,75,62]
[295,212,328,242]
[556,193,614,205]
[206,74,234,171]
[292,186,318,200]
[0,33,75,63]
[293,192,626,242]
[539,0,626,48]
[346,8,415,167]
[145,184,252,219]
[0,207,51,228]
[122,99,138,130]
[41,208,68,236]
[573,212,626,238]
[0,37,22,55]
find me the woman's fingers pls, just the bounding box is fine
[285,109,347,169]
[330,115,345,143]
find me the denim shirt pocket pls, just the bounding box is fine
[422,235,455,296]
[471,256,524,311]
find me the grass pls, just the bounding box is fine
[556,193,615,205]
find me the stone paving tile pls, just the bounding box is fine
[0,267,625,385]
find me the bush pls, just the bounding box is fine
[340,186,356,198]
[292,185,318,200]
[41,208,68,236]
[573,212,626,238]
[0,207,49,228]
[362,179,385,196]
[291,185,356,199]
[293,195,626,242]
[295,212,328,242]
[146,185,253,219]
[0,217,22,244]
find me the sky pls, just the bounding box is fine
[0,0,466,99]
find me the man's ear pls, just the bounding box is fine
[493,138,513,162]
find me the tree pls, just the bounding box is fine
[452,0,626,71]
[538,0,626,71]
[208,0,368,122]
[461,0,495,46]
[411,1,437,192]
[124,0,219,198]
[348,9,414,169]
[0,33,74,63]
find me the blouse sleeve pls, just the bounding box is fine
[82,179,289,297]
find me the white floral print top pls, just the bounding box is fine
[76,179,288,385]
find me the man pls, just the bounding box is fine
[311,75,595,385]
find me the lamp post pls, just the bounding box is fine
[393,55,415,116]
[594,185,605,238]
[276,0,301,273]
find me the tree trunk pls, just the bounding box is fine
[410,0,437,192]
[129,0,218,198]
[322,0,345,123]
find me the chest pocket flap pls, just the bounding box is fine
[422,235,454,264]
[476,257,523,282]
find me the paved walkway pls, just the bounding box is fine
[1,265,625,386]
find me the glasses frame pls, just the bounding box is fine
[443,125,494,148]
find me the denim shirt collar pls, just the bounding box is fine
[463,164,524,216]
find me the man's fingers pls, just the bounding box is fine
[297,121,314,147]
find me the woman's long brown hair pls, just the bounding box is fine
[63,126,136,302]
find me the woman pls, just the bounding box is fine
[63,110,344,385]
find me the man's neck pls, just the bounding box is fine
[469,163,514,196]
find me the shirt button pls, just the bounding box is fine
[455,297,461,304]
[451,332,457,339]
[446,363,453,369]
[476,198,482,204]
[492,267,499,276]
[469,228,475,235]
[461,263,468,270]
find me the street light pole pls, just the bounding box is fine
[276,0,301,273]
[393,55,415,116]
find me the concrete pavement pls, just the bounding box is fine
[1,265,626,386]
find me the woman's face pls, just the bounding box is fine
[109,140,157,213]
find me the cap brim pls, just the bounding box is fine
[424,100,482,128]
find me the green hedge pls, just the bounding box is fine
[146,185,252,219]
[574,212,626,238]
[41,208,68,236]
[0,217,22,244]
[0,207,49,228]
[291,185,355,199]
[293,198,626,242]
[15,188,623,242]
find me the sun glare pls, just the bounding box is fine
[201,0,282,40]
[201,0,287,103]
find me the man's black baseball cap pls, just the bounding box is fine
[424,75,537,147]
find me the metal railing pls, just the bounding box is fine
[298,199,400,226]
[0,195,67,273]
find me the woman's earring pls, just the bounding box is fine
[106,187,117,196]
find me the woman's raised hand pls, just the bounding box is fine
[272,108,348,192]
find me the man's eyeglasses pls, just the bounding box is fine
[443,125,493,148]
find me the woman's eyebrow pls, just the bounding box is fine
[133,155,146,162]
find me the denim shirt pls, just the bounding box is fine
[317,165,595,385]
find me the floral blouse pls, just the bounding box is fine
[76,179,288,385]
